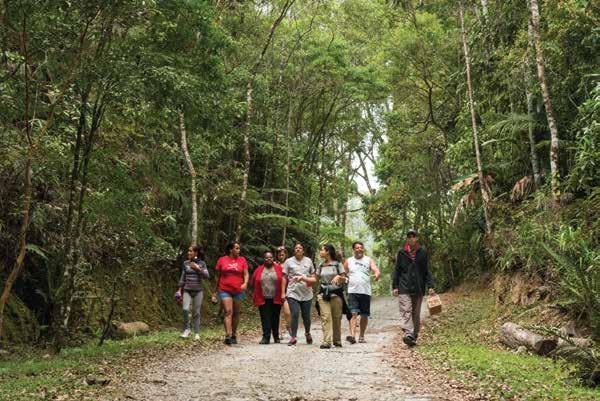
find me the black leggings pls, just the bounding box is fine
[287,298,311,337]
[258,299,282,340]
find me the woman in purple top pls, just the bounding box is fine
[176,245,209,340]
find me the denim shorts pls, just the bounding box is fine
[218,291,245,301]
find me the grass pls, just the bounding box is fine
[0,313,259,401]
[419,288,600,401]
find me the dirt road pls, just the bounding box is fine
[115,297,475,401]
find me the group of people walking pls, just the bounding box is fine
[176,230,435,349]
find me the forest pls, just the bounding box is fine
[0,0,599,391]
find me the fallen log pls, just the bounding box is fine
[499,322,557,355]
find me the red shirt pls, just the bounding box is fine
[251,263,283,306]
[215,255,248,294]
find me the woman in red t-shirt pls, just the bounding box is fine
[211,241,249,345]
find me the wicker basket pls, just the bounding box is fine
[427,293,442,315]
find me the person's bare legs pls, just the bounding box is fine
[232,300,242,336]
[359,315,368,338]
[280,299,291,336]
[349,313,358,338]
[222,297,233,336]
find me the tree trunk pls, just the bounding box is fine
[235,0,295,241]
[525,19,542,189]
[0,155,32,340]
[178,110,198,245]
[459,3,492,237]
[340,147,352,253]
[499,322,557,355]
[281,97,293,247]
[0,15,91,339]
[529,0,560,204]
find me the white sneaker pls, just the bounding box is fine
[193,334,200,341]
[180,329,191,338]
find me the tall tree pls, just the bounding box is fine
[236,0,295,241]
[178,110,198,245]
[459,2,492,236]
[529,0,561,204]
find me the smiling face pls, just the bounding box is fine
[407,233,417,247]
[187,246,196,260]
[352,243,364,258]
[264,252,274,267]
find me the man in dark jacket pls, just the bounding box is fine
[392,229,435,346]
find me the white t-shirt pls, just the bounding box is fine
[283,256,315,301]
[347,255,373,296]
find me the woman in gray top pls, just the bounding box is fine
[176,245,209,340]
[316,244,346,349]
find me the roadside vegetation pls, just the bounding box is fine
[419,288,600,401]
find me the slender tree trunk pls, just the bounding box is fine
[236,0,295,241]
[530,0,560,203]
[526,19,542,189]
[340,147,352,253]
[281,97,292,247]
[179,110,198,245]
[315,133,327,240]
[0,156,32,341]
[0,15,92,339]
[459,3,492,236]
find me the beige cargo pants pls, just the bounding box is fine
[398,294,423,339]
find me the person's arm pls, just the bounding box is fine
[211,259,221,302]
[241,261,249,291]
[370,258,381,281]
[392,252,401,296]
[281,275,288,300]
[198,261,209,279]
[177,267,185,294]
[300,260,317,284]
[343,260,349,274]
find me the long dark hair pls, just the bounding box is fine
[322,243,338,262]
[224,241,240,255]
[193,245,205,261]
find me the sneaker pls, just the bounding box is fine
[288,337,297,346]
[358,337,366,343]
[333,342,343,347]
[180,329,191,339]
[346,335,356,344]
[305,333,313,344]
[224,336,232,345]
[273,337,281,344]
[231,335,238,344]
[320,343,331,349]
[259,337,270,345]
[403,335,416,347]
[193,334,200,341]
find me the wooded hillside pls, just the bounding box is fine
[1,0,598,351]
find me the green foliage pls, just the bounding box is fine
[421,290,600,399]
[542,226,600,337]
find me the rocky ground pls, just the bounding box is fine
[106,297,483,401]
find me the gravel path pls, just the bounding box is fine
[115,297,475,401]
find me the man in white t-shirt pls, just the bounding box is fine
[344,241,380,343]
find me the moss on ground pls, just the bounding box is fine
[0,307,259,401]
[419,288,600,401]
